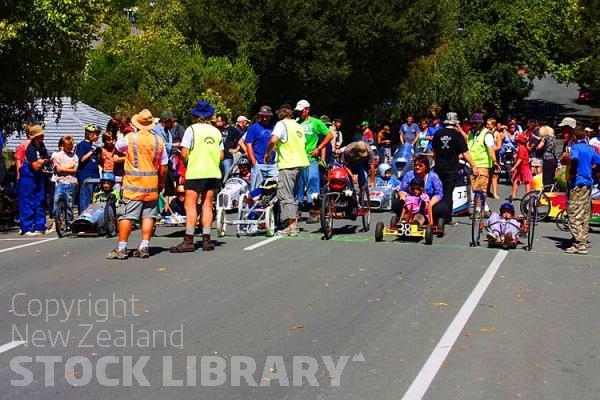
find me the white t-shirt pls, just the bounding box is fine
[271,120,288,142]
[116,136,169,166]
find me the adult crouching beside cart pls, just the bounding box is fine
[391,155,448,235]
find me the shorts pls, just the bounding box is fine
[118,199,158,221]
[185,178,220,192]
[470,171,489,192]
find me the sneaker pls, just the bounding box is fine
[276,227,300,237]
[132,247,150,258]
[447,220,459,227]
[106,248,128,260]
[23,231,41,237]
[565,244,588,255]
[486,230,500,242]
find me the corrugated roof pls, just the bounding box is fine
[6,98,111,150]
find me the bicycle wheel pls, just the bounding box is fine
[555,209,570,232]
[54,199,69,238]
[470,191,485,246]
[520,191,550,222]
[104,195,118,237]
[320,193,333,240]
[236,194,249,236]
[359,187,371,232]
[526,196,537,251]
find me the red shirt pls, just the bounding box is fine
[516,144,529,173]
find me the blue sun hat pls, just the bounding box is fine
[190,100,215,118]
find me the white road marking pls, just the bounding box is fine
[401,250,509,400]
[243,236,282,251]
[0,238,58,254]
[0,341,27,354]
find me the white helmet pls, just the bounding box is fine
[377,163,392,178]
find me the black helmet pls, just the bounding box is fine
[409,177,425,189]
[85,124,102,133]
[500,202,515,215]
[237,157,250,166]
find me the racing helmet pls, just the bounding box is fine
[259,178,278,194]
[377,163,392,178]
[100,172,115,183]
[328,167,349,192]
[85,124,102,133]
[409,177,425,189]
[500,202,515,215]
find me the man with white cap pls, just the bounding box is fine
[294,99,333,222]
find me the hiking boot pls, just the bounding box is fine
[132,247,150,258]
[169,234,195,253]
[106,248,128,260]
[202,234,214,251]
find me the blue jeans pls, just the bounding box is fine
[79,178,98,215]
[220,158,234,178]
[296,161,320,205]
[54,183,76,222]
[250,163,278,191]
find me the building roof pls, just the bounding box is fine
[6,98,111,150]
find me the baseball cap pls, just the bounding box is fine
[558,117,576,129]
[236,115,250,123]
[294,99,310,111]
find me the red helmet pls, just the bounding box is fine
[328,167,349,192]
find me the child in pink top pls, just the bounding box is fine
[401,177,430,227]
[510,135,532,199]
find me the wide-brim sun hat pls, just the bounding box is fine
[470,112,484,124]
[131,109,156,131]
[28,125,45,139]
[190,99,215,118]
[444,112,460,125]
[257,105,273,116]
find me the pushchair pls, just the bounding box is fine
[217,178,279,237]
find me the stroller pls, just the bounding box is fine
[216,156,251,211]
[217,178,280,237]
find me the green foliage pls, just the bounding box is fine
[80,1,258,122]
[0,0,108,131]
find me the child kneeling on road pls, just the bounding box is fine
[485,202,520,248]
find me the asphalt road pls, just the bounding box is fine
[1,184,600,399]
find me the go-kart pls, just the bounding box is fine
[368,182,395,211]
[320,166,371,240]
[216,156,250,211]
[374,206,444,245]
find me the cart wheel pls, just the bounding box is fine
[54,199,69,238]
[237,194,248,235]
[436,217,445,237]
[470,191,484,246]
[425,225,433,245]
[360,187,371,232]
[390,215,398,228]
[216,208,226,237]
[526,196,537,251]
[555,210,570,232]
[104,195,118,237]
[375,221,384,242]
[520,191,550,222]
[265,206,275,237]
[320,193,333,240]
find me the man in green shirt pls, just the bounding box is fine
[294,99,333,222]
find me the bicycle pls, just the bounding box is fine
[509,183,558,222]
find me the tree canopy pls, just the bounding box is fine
[1,0,599,134]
